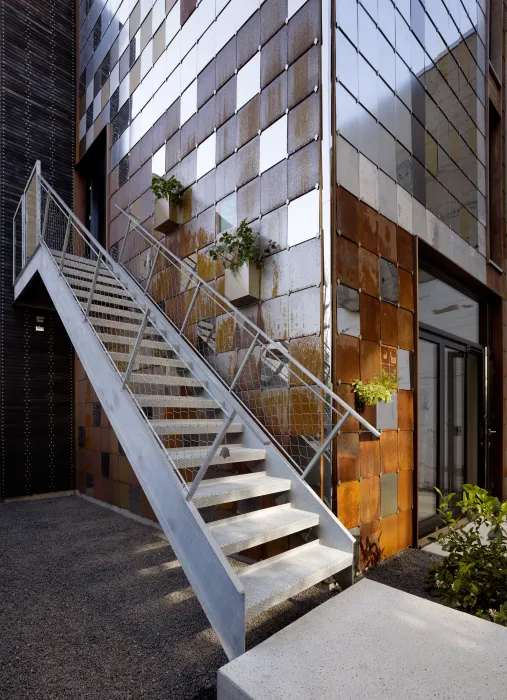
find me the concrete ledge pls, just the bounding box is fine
[218,579,507,700]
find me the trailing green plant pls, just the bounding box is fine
[426,484,507,626]
[351,371,399,406]
[208,220,278,272]
[150,175,185,207]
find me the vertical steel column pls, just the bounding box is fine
[41,190,51,243]
[35,160,42,245]
[122,309,150,387]
[85,252,103,317]
[118,218,131,264]
[144,245,160,292]
[230,333,260,390]
[12,217,16,284]
[21,193,26,267]
[180,282,202,334]
[185,410,237,500]
[59,216,73,274]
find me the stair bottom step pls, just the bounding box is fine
[240,541,352,620]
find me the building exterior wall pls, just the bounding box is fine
[75,0,330,521]
[334,0,506,552]
[0,0,75,498]
[75,0,506,564]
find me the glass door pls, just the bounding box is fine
[418,331,484,534]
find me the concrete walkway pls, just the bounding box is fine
[218,579,507,700]
[0,495,337,700]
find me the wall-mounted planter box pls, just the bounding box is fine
[153,198,179,234]
[224,262,260,307]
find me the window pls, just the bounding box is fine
[418,270,479,343]
[216,194,236,234]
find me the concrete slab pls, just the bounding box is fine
[423,521,507,558]
[218,579,507,700]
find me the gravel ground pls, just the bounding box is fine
[364,547,444,602]
[0,496,339,700]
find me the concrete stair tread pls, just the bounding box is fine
[137,394,217,409]
[68,277,132,297]
[109,351,186,368]
[150,419,243,435]
[97,333,170,350]
[63,265,121,286]
[51,250,113,268]
[239,541,352,620]
[190,472,289,508]
[208,504,319,555]
[92,317,143,332]
[171,446,266,470]
[74,288,138,309]
[128,372,201,387]
[84,302,143,321]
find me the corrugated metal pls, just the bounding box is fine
[0,0,75,498]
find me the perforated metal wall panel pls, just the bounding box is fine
[0,0,75,498]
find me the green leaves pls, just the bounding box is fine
[150,175,184,207]
[352,371,399,406]
[208,220,278,271]
[427,484,507,627]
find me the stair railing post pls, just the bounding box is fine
[118,217,131,264]
[144,244,160,293]
[12,216,16,284]
[300,411,349,481]
[40,187,50,244]
[59,216,72,275]
[21,192,27,267]
[229,332,260,391]
[122,309,150,388]
[85,252,103,317]
[185,410,237,501]
[180,281,202,335]
[35,160,42,245]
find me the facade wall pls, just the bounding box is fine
[75,0,506,564]
[335,189,415,564]
[334,0,506,548]
[75,0,331,520]
[0,0,75,498]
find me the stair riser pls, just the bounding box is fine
[245,558,351,620]
[192,479,286,508]
[151,422,243,436]
[219,517,319,555]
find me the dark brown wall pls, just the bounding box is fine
[0,0,75,498]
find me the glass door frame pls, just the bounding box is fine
[418,324,486,534]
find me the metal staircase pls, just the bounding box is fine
[12,163,380,660]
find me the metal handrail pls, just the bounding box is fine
[115,205,381,439]
[15,167,241,493]
[14,164,380,500]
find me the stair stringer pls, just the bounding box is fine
[96,251,356,560]
[14,246,246,660]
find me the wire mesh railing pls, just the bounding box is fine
[115,206,381,485]
[14,166,241,493]
[13,164,380,499]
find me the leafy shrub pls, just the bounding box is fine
[150,175,184,207]
[427,485,507,626]
[352,371,398,406]
[209,220,278,272]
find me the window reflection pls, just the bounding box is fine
[216,193,236,234]
[418,270,479,343]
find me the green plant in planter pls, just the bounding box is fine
[426,485,507,626]
[208,220,278,272]
[352,371,399,406]
[150,174,185,207]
